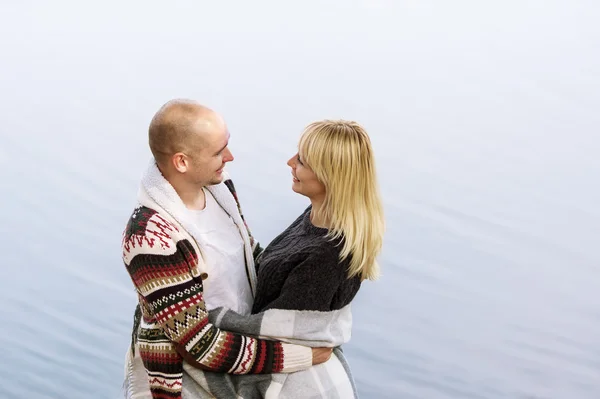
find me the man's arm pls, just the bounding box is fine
[125,235,312,374]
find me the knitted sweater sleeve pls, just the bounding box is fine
[123,214,312,375]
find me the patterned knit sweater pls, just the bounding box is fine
[122,164,312,399]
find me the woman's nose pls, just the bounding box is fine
[287,155,296,168]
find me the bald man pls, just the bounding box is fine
[149,100,233,205]
[122,100,330,399]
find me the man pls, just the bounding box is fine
[122,99,331,399]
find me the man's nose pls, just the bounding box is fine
[223,147,234,162]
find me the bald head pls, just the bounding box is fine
[149,99,225,167]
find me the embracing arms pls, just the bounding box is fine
[123,210,314,374]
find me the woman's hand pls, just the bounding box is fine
[311,347,333,365]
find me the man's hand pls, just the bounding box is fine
[311,347,333,365]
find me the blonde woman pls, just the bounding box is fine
[181,120,385,398]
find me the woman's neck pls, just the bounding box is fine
[309,198,330,228]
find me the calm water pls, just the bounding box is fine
[1,1,599,398]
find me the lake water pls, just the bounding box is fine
[1,1,599,398]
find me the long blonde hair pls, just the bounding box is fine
[298,120,385,281]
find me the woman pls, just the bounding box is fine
[182,119,385,398]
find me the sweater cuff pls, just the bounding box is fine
[280,343,312,373]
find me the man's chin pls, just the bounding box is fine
[210,175,225,185]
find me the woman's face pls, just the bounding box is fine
[287,152,326,201]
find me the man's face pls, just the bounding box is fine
[187,119,234,186]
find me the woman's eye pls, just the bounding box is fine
[297,155,303,165]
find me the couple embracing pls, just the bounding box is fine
[122,99,384,399]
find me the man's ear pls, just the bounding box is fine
[172,153,188,173]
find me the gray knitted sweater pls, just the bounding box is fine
[252,206,361,313]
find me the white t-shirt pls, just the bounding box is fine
[189,188,253,315]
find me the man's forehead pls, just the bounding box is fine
[198,127,229,152]
[193,116,226,138]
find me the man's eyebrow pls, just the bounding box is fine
[215,133,231,154]
[215,141,228,154]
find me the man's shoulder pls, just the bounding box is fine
[122,205,183,264]
[123,206,161,237]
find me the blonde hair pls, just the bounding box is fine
[299,120,385,281]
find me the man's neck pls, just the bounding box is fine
[158,163,207,211]
[172,179,207,211]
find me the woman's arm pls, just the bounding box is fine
[208,251,357,348]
